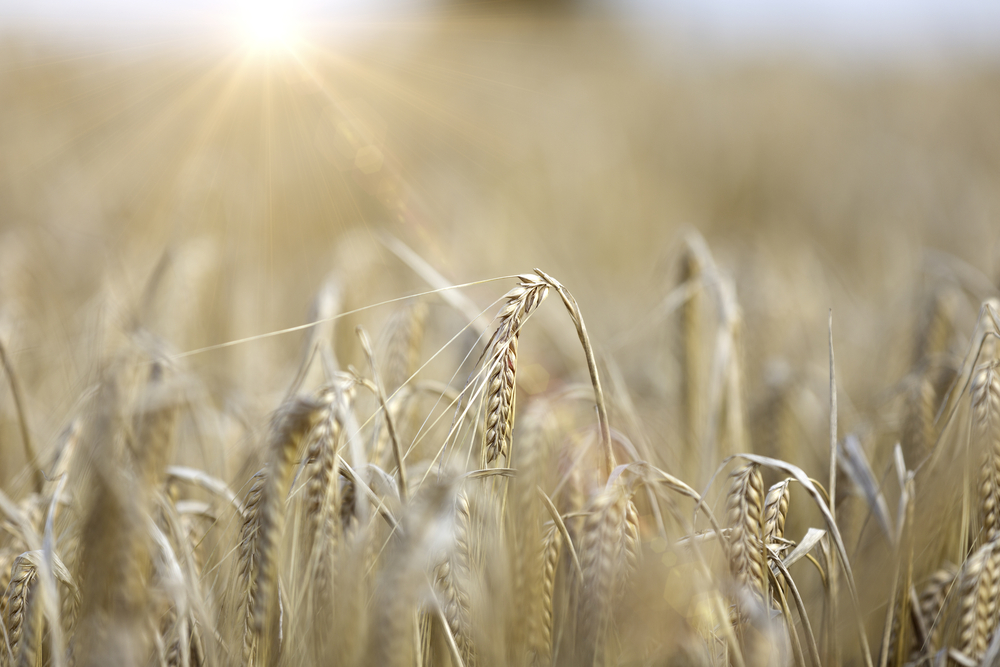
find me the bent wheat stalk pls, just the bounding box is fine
[534,269,615,481]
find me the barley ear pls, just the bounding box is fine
[240,396,322,665]
[955,539,1000,661]
[973,364,1000,544]
[726,464,766,608]
[481,274,548,466]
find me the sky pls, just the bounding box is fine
[649,0,1000,60]
[1,0,999,61]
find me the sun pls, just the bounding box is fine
[240,8,299,53]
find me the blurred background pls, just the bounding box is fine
[1,0,1000,483]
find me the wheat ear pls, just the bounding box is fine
[726,464,766,606]
[482,274,548,465]
[973,364,1000,544]
[528,521,563,667]
[238,469,266,666]
[901,374,936,465]
[434,491,476,667]
[762,480,791,545]
[956,539,1000,661]
[915,564,957,658]
[4,554,37,664]
[577,483,635,666]
[303,382,354,596]
[382,301,428,393]
[237,395,320,665]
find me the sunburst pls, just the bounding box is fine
[239,7,299,53]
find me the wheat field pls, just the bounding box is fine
[2,6,1000,667]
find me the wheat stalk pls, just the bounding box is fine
[678,241,704,482]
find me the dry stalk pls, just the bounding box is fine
[678,240,705,482]
[533,269,615,482]
[827,311,841,667]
